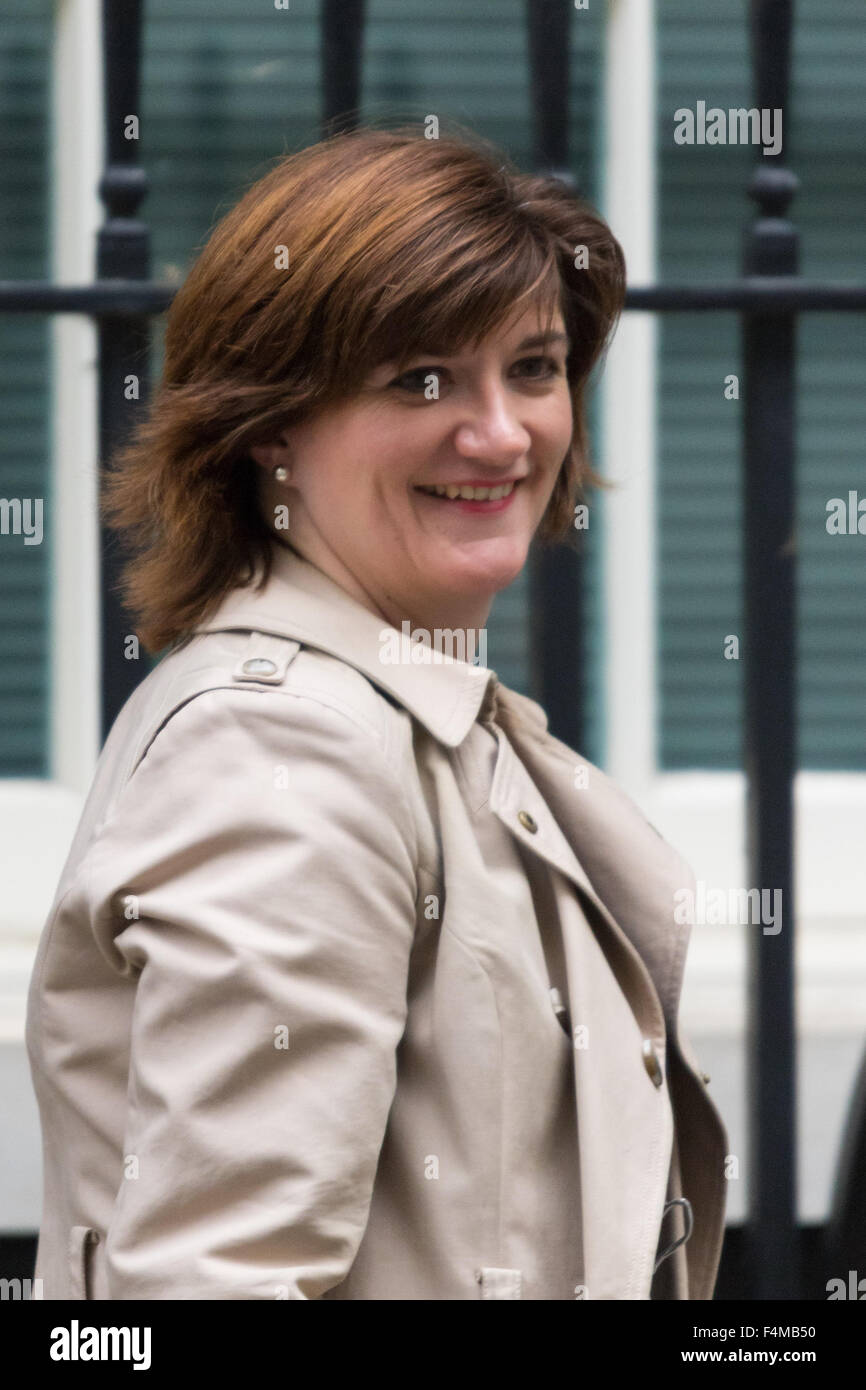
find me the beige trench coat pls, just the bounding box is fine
[25,539,728,1300]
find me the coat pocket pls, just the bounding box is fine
[475,1266,522,1299]
[68,1225,101,1300]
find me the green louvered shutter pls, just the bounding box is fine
[140,0,607,762]
[0,0,52,777]
[657,0,866,770]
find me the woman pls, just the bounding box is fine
[25,124,727,1300]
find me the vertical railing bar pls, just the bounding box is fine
[320,0,366,136]
[96,0,151,743]
[525,0,586,753]
[742,0,800,1299]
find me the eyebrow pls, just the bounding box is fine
[514,332,570,351]
[387,331,571,368]
[375,330,572,378]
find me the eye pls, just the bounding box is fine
[514,355,563,379]
[387,355,564,393]
[389,367,443,392]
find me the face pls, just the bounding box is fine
[251,299,574,632]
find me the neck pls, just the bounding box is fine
[272,535,492,667]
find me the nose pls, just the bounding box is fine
[452,381,531,463]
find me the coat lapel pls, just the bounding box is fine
[486,720,675,1297]
[558,899,675,1298]
[491,685,692,1031]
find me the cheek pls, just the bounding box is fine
[553,388,574,439]
[349,415,430,487]
[530,388,573,452]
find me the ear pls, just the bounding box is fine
[249,436,290,473]
[249,443,276,471]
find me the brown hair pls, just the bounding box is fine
[101,121,626,654]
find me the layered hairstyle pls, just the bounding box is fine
[101,121,627,654]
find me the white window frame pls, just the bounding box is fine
[0,0,102,1041]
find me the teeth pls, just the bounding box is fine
[418,481,516,501]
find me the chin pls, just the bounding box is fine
[438,537,530,595]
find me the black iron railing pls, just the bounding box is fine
[1,0,864,1300]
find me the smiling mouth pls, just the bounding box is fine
[413,479,521,501]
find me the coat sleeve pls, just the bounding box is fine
[87,684,420,1299]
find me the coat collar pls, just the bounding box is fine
[192,538,506,749]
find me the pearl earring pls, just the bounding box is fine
[273,464,289,482]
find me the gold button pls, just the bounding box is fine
[642,1038,664,1087]
[517,810,538,833]
[701,1072,711,1085]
